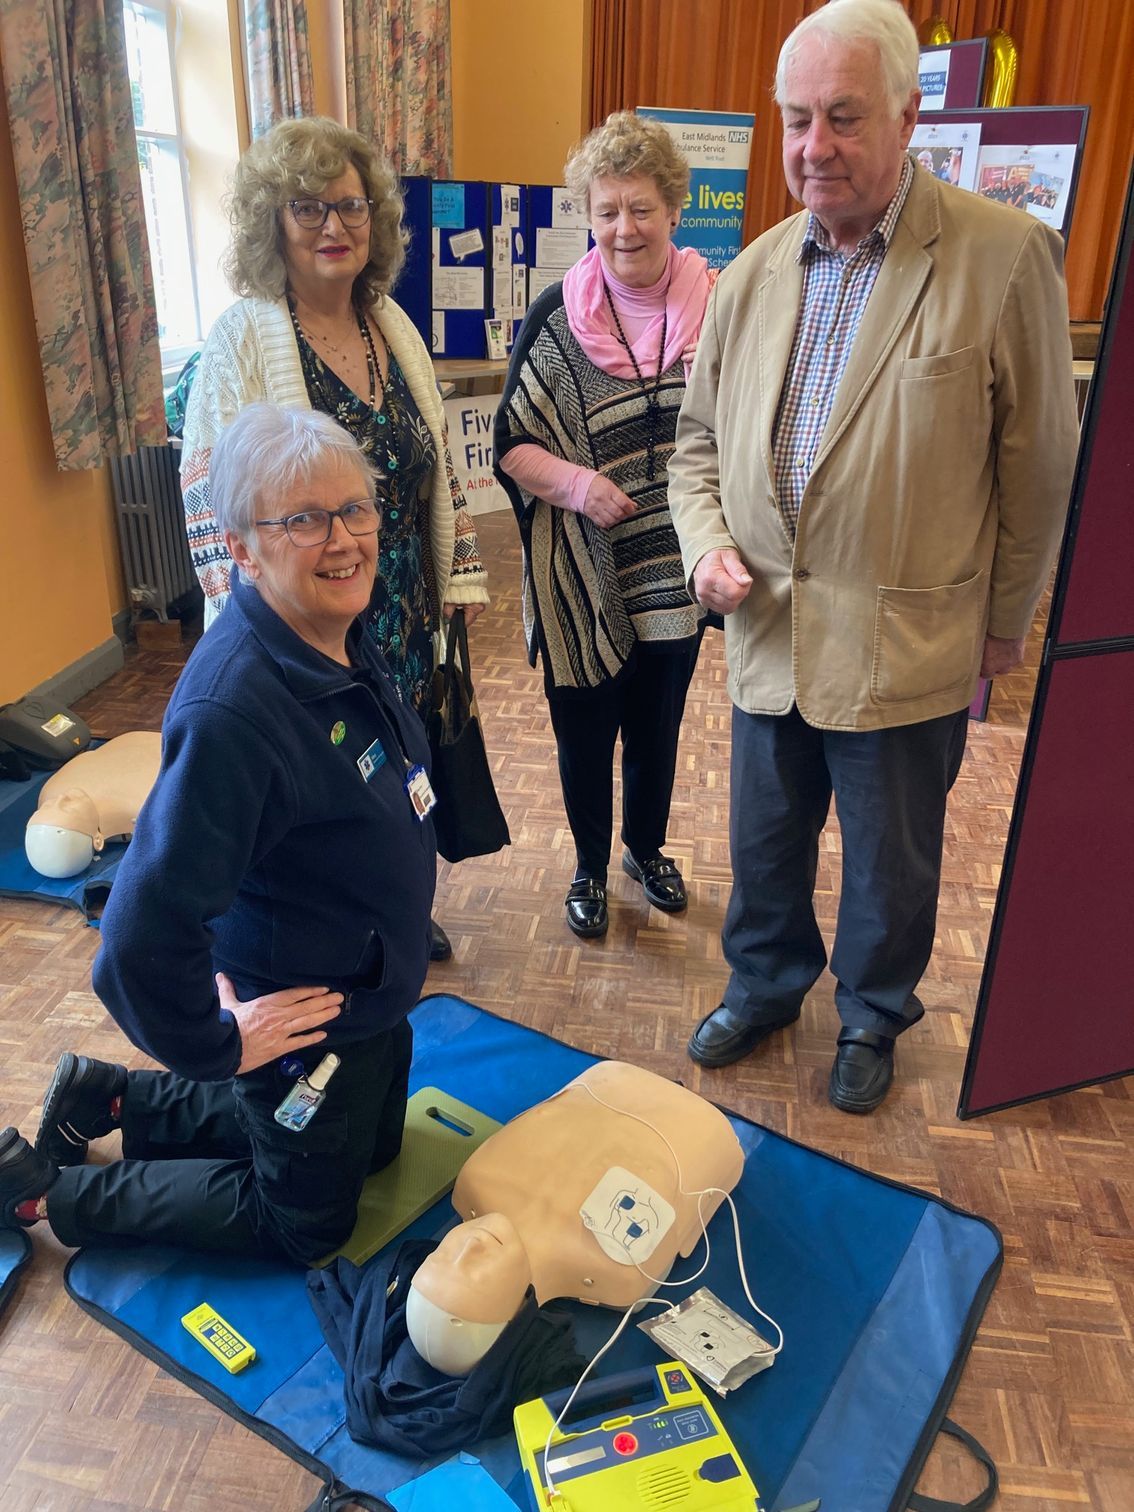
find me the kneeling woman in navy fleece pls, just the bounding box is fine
[1,405,436,1263]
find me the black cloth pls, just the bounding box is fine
[549,632,702,878]
[307,1238,586,1456]
[47,1021,413,1265]
[723,705,969,1037]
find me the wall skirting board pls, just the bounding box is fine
[30,634,124,711]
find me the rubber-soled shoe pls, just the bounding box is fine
[827,1027,896,1114]
[429,918,453,962]
[565,877,608,939]
[34,1052,126,1168]
[622,851,688,913]
[688,1004,799,1069]
[0,1127,58,1228]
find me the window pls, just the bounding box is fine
[122,0,202,366]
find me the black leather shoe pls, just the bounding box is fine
[35,1052,126,1167]
[688,1004,799,1069]
[429,919,453,962]
[1,1127,57,1228]
[828,1028,896,1114]
[622,851,688,913]
[565,877,608,939]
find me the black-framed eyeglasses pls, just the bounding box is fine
[287,196,374,229]
[254,499,380,547]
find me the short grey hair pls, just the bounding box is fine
[565,110,690,215]
[210,404,376,546]
[775,0,920,117]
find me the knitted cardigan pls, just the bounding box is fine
[180,295,488,620]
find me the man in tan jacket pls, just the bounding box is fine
[668,0,1079,1112]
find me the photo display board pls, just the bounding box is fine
[958,164,1134,1117]
[918,38,989,111]
[910,105,1089,240]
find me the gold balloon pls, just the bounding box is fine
[918,18,954,46]
[983,29,1019,108]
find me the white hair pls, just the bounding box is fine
[775,0,921,117]
[210,404,376,543]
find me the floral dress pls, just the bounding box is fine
[294,324,439,716]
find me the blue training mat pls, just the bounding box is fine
[1,1229,32,1318]
[0,770,125,921]
[65,996,1002,1512]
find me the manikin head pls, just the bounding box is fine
[24,790,101,878]
[405,1212,531,1376]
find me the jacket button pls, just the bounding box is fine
[793,567,811,581]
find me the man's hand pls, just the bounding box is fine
[582,476,636,528]
[218,973,343,1075]
[442,602,485,625]
[980,633,1027,678]
[692,548,753,615]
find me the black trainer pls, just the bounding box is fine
[34,1052,127,1167]
[0,1127,57,1228]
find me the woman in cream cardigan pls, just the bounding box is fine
[182,116,488,960]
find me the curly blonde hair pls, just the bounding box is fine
[564,111,690,216]
[223,117,407,307]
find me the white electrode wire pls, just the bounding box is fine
[541,1294,671,1502]
[571,1080,784,1354]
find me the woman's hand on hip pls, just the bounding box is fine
[582,476,636,528]
[442,602,485,625]
[217,972,343,1075]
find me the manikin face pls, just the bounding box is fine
[279,164,371,304]
[412,1212,531,1324]
[590,173,679,288]
[227,457,378,650]
[780,33,919,253]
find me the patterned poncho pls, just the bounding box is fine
[494,285,700,693]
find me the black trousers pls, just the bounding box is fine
[46,1018,413,1265]
[547,637,702,880]
[722,705,969,1038]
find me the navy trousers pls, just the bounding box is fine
[548,637,702,880]
[46,1018,412,1265]
[722,705,969,1038]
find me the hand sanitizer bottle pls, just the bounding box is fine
[274,1052,341,1131]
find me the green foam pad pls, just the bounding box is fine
[316,1087,500,1267]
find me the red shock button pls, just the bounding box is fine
[613,1432,638,1456]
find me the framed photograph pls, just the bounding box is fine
[910,121,982,193]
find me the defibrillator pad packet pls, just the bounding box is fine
[638,1286,776,1394]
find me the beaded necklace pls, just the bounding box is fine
[602,282,669,482]
[289,301,391,414]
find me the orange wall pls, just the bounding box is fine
[0,84,121,705]
[451,0,591,182]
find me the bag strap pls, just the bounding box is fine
[907,1417,998,1512]
[303,1477,394,1511]
[439,607,475,707]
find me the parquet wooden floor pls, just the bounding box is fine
[1,508,1130,1510]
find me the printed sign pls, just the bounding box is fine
[636,108,755,269]
[442,394,509,515]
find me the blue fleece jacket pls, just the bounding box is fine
[92,575,436,1081]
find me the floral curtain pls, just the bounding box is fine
[0,0,166,470]
[344,0,452,175]
[244,0,315,139]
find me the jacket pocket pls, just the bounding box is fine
[871,571,986,704]
[899,346,976,380]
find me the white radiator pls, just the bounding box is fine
[109,442,197,621]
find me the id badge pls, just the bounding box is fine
[356,737,387,782]
[404,764,437,821]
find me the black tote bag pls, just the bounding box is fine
[426,610,510,864]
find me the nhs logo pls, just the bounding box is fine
[727,129,749,143]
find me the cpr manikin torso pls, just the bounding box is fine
[24,732,161,878]
[407,1063,744,1372]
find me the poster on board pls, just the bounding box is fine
[636,107,755,269]
[441,393,509,515]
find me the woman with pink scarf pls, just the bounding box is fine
[495,113,714,941]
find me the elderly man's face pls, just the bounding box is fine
[781,34,919,252]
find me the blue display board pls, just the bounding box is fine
[398,179,491,358]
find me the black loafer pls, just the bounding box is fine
[565,877,608,939]
[35,1052,126,1168]
[429,919,453,962]
[828,1027,896,1114]
[1,1127,57,1229]
[622,851,688,913]
[688,1004,799,1069]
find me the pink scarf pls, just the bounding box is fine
[562,242,715,380]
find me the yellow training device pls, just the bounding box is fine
[181,1302,257,1374]
[513,1360,763,1510]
